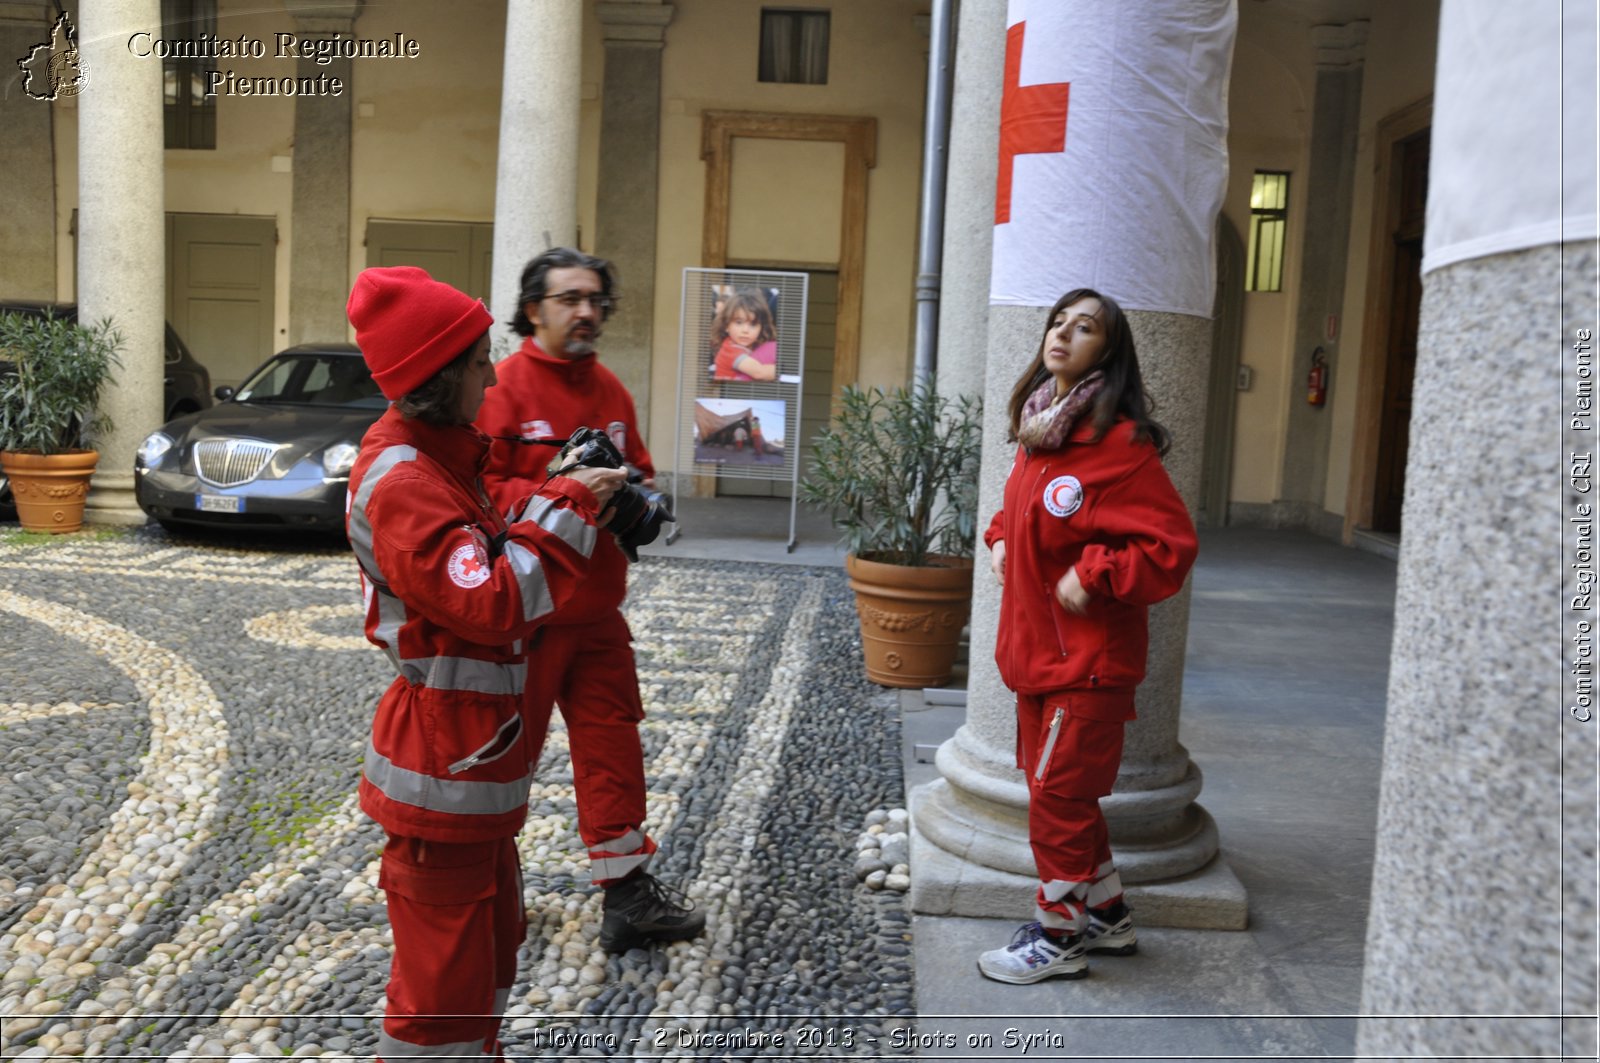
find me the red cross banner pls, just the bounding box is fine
[990,0,1236,315]
[1423,0,1596,274]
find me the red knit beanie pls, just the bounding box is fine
[346,266,493,400]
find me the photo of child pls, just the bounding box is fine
[709,286,779,381]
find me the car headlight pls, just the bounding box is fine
[322,441,359,478]
[137,432,173,469]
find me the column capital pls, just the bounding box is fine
[282,0,361,34]
[596,1,673,45]
[1311,20,1370,68]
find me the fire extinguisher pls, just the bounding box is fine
[1307,347,1328,407]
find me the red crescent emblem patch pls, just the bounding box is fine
[1042,474,1083,518]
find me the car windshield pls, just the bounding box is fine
[233,353,385,408]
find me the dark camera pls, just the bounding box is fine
[550,427,674,561]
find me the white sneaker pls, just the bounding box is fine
[1084,904,1138,955]
[976,922,1089,984]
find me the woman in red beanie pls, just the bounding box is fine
[344,266,625,1062]
[978,289,1197,985]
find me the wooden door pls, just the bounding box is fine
[1201,216,1245,526]
[1371,132,1429,532]
[365,220,494,303]
[167,213,276,388]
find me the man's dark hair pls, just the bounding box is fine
[510,247,619,336]
[395,343,475,425]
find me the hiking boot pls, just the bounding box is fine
[1084,902,1138,955]
[976,922,1089,984]
[599,872,705,952]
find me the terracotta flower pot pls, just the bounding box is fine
[1,449,99,533]
[845,552,974,688]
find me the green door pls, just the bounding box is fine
[167,213,276,389]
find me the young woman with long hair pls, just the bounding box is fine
[978,288,1198,984]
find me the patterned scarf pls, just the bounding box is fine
[1016,372,1104,451]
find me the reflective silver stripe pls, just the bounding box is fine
[365,741,531,817]
[591,829,646,856]
[398,655,527,696]
[373,585,405,664]
[503,540,555,623]
[1035,903,1080,931]
[517,494,597,558]
[349,444,418,588]
[1040,878,1089,903]
[377,1030,492,1058]
[591,850,652,883]
[1034,706,1066,782]
[1085,870,1124,908]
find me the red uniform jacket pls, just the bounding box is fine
[347,408,603,842]
[475,337,654,624]
[985,419,1197,712]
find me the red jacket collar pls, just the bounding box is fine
[519,336,596,380]
[373,406,490,487]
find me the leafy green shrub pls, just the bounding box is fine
[0,311,122,455]
[800,383,982,566]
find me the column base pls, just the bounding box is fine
[85,475,148,527]
[909,776,1249,929]
[909,811,1248,929]
[82,503,148,527]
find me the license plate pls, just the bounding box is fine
[195,493,242,513]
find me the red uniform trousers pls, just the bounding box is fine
[377,835,524,1061]
[524,610,656,886]
[1016,690,1131,934]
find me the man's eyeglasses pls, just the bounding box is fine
[543,290,613,312]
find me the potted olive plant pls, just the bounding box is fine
[0,310,122,533]
[800,382,983,687]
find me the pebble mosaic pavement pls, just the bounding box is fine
[0,530,916,1059]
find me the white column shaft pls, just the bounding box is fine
[79,0,164,524]
[490,0,582,338]
[932,0,1003,404]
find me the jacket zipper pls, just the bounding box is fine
[1045,582,1072,656]
[448,713,524,774]
[1035,706,1066,782]
[1009,462,1055,680]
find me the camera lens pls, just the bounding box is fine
[608,485,673,561]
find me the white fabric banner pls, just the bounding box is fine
[989,0,1235,315]
[1423,0,1597,274]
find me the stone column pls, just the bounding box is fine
[0,1,57,300]
[79,0,164,525]
[283,0,358,346]
[593,0,673,433]
[932,0,1003,405]
[490,0,581,339]
[910,0,1245,929]
[1356,1,1597,1055]
[1274,22,1367,533]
